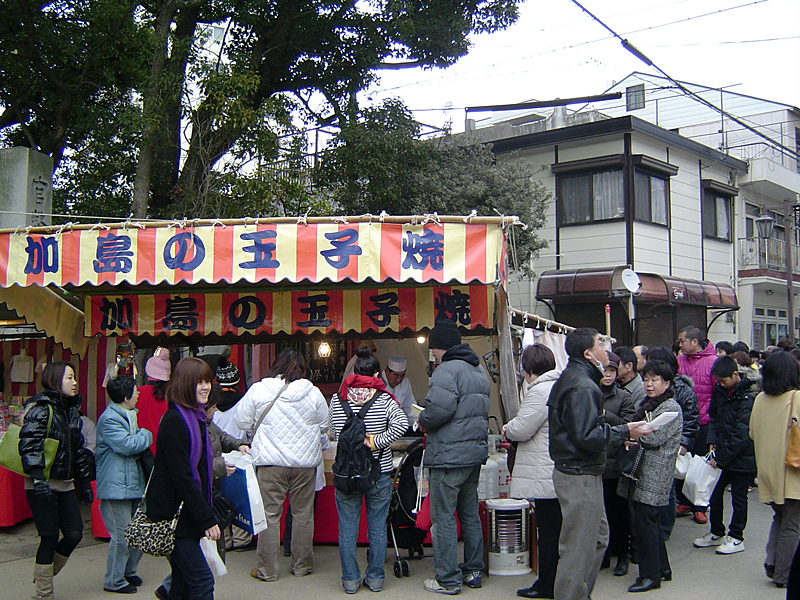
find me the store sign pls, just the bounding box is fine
[0,221,504,287]
[85,285,494,337]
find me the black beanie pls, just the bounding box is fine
[428,319,461,350]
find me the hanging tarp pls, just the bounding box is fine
[0,219,505,288]
[85,284,494,337]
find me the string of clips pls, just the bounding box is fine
[509,307,616,345]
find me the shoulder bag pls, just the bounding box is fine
[619,442,646,481]
[785,391,800,469]
[251,382,289,433]
[124,469,183,557]
[0,404,60,479]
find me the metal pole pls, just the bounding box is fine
[786,198,796,343]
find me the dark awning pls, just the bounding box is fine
[536,266,738,309]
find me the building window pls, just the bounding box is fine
[559,169,624,225]
[634,171,668,225]
[745,202,759,238]
[753,305,788,349]
[626,84,645,111]
[703,190,732,241]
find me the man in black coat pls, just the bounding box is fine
[547,328,650,600]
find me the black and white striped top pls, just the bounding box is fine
[328,390,408,473]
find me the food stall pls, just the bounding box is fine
[0,215,521,538]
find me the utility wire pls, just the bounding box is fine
[568,0,800,163]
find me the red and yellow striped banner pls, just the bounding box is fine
[0,222,505,288]
[86,285,494,337]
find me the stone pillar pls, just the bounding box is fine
[0,147,53,229]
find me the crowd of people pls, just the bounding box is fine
[12,322,800,600]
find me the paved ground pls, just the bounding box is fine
[0,489,788,599]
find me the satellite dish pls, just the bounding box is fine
[621,268,641,293]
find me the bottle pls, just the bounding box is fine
[479,456,500,500]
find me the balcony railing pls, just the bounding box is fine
[738,237,800,276]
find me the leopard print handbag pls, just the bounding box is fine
[124,471,184,557]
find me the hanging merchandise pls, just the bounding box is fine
[9,348,34,383]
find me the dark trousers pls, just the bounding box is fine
[531,498,562,597]
[657,481,677,540]
[632,501,669,581]
[709,469,753,541]
[168,537,215,600]
[603,478,630,557]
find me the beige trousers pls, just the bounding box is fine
[254,465,316,580]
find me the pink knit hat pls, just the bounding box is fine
[145,347,171,381]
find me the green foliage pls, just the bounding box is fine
[313,100,551,273]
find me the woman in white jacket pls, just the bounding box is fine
[503,344,562,600]
[234,348,328,583]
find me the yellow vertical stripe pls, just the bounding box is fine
[138,294,155,335]
[204,293,222,334]
[443,223,466,283]
[272,291,293,333]
[274,224,298,283]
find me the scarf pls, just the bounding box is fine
[633,387,675,422]
[338,374,396,406]
[174,403,213,504]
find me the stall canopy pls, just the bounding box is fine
[0,216,514,339]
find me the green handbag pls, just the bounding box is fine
[0,404,60,479]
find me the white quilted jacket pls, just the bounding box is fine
[234,376,328,469]
[505,369,561,500]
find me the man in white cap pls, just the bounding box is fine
[381,356,416,430]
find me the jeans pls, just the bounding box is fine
[168,537,214,600]
[429,465,484,590]
[709,469,753,541]
[99,499,143,591]
[335,473,392,589]
[552,470,608,600]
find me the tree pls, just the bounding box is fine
[0,0,524,219]
[314,99,551,273]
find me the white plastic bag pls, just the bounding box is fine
[682,452,721,506]
[200,537,227,577]
[674,452,692,480]
[220,451,268,535]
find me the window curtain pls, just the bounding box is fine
[561,174,591,224]
[593,170,624,220]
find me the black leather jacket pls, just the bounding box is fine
[547,357,630,476]
[19,389,91,482]
[673,375,700,452]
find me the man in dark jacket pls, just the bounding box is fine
[418,319,490,595]
[547,328,649,600]
[692,355,757,555]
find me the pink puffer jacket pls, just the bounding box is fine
[677,344,717,425]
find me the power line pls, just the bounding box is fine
[568,0,800,162]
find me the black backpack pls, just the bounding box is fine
[332,395,381,494]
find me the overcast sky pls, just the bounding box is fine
[363,0,800,134]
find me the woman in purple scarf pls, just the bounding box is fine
[145,358,219,600]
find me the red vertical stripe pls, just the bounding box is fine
[260,292,274,334]
[295,224,317,283]
[325,289,342,333]
[397,287,417,332]
[221,293,237,335]
[135,228,157,284]
[470,286,490,328]
[361,289,374,333]
[0,233,10,286]
[60,230,81,285]
[379,224,401,282]
[464,225,487,283]
[192,293,206,335]
[213,226,234,283]
[291,291,304,334]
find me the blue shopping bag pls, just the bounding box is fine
[219,461,267,535]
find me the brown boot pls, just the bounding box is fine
[52,552,69,577]
[33,563,54,600]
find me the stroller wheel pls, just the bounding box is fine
[401,560,410,577]
[393,561,402,578]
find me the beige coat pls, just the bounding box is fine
[749,390,800,504]
[506,369,560,500]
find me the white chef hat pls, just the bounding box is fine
[387,356,407,372]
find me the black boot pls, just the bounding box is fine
[614,553,629,577]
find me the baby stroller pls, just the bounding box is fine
[387,437,431,577]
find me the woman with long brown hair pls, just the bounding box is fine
[145,357,220,600]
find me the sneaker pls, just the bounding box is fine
[250,568,278,582]
[676,504,692,516]
[693,511,708,524]
[716,537,745,554]
[463,572,482,589]
[423,578,461,595]
[693,532,726,547]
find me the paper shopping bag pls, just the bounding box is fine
[220,452,267,535]
[681,452,721,507]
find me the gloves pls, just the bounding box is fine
[78,481,94,506]
[33,479,52,499]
